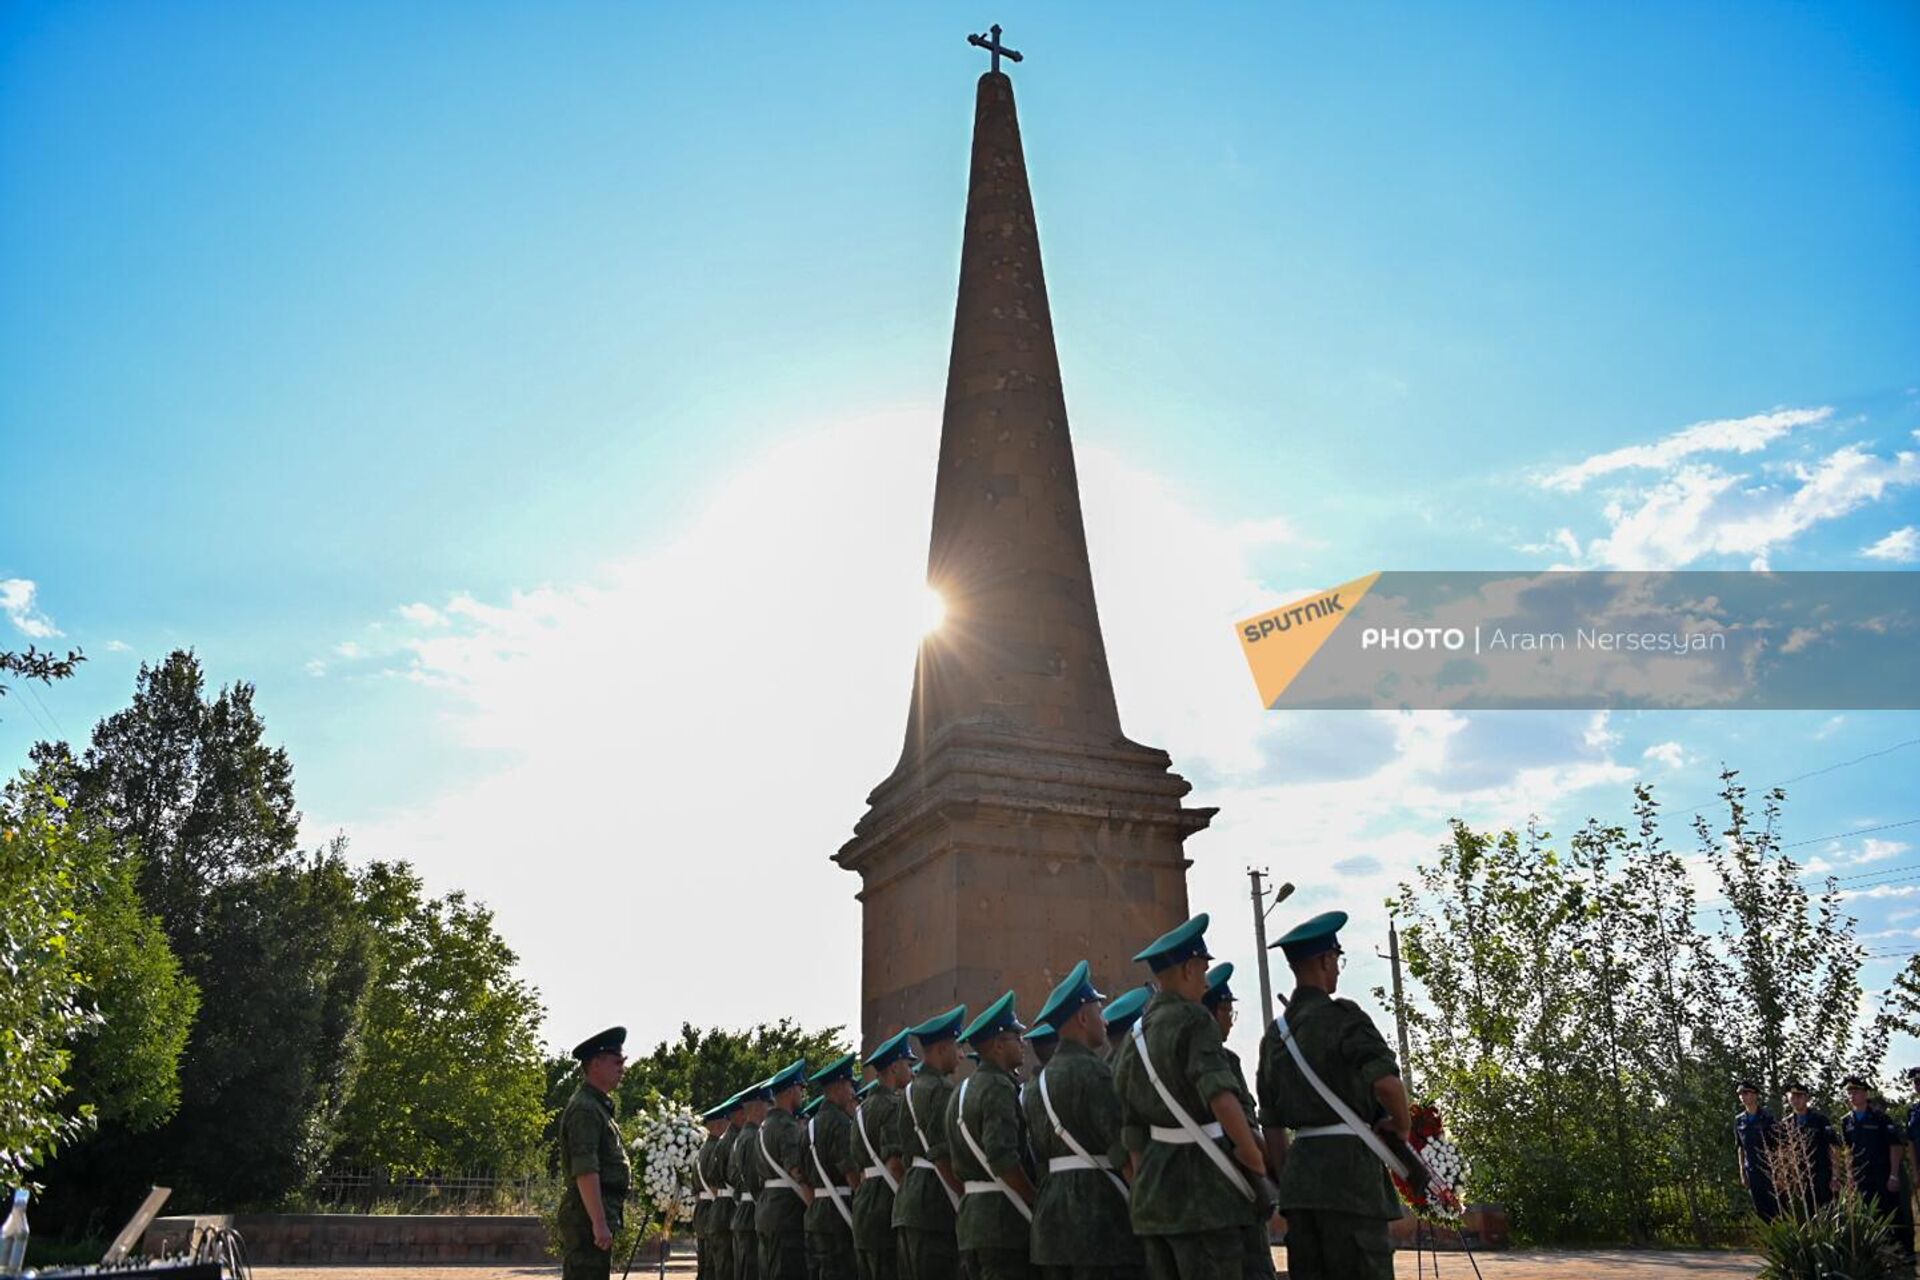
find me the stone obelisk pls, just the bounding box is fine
[835,34,1215,1044]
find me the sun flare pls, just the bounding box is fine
[920,585,948,634]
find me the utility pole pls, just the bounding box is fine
[1247,869,1295,1015]
[1388,917,1415,1095]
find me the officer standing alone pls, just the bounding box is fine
[556,1027,633,1280]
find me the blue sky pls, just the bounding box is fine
[4,2,1919,1065]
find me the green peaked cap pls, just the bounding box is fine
[908,1003,969,1044]
[1202,961,1236,1008]
[766,1058,809,1093]
[1032,959,1107,1030]
[1102,985,1151,1033]
[1271,910,1348,962]
[1133,913,1213,972]
[865,1027,918,1070]
[808,1054,857,1086]
[959,990,1025,1044]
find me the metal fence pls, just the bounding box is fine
[302,1168,557,1216]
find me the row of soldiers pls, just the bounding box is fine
[1736,1071,1920,1257]
[552,908,1413,1280]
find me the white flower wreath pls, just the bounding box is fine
[630,1102,709,1227]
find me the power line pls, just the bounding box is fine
[1785,818,1920,851]
[1663,735,1920,817]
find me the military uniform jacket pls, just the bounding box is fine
[1113,990,1251,1235]
[805,1103,857,1239]
[729,1120,764,1231]
[559,1084,631,1206]
[1734,1108,1777,1182]
[693,1133,722,1236]
[851,1084,904,1252]
[946,1060,1031,1251]
[1255,986,1403,1221]
[756,1107,809,1234]
[1843,1109,1905,1189]
[893,1064,958,1232]
[1022,1039,1140,1266]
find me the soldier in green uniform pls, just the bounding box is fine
[1103,987,1151,1059]
[556,1027,633,1280]
[1256,912,1408,1280]
[705,1096,748,1280]
[1024,961,1143,1280]
[1114,915,1272,1280]
[805,1056,861,1280]
[757,1059,814,1280]
[947,993,1038,1280]
[1202,965,1276,1280]
[697,1099,737,1280]
[731,1080,773,1280]
[895,1005,968,1280]
[853,1030,916,1280]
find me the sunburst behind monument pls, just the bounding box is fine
[834,27,1216,1044]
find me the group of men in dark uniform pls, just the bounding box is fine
[1734,1068,1920,1256]
[556,909,1417,1280]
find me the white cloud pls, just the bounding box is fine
[321,412,1647,1054]
[1643,741,1687,770]
[1863,527,1919,563]
[1854,839,1912,866]
[1539,407,1832,493]
[0,578,61,639]
[103,639,132,653]
[1814,715,1846,741]
[397,603,447,626]
[333,641,364,659]
[305,659,328,677]
[1581,445,1920,570]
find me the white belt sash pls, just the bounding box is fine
[1129,1016,1254,1202]
[758,1126,806,1197]
[906,1082,961,1210]
[953,1077,1033,1222]
[1271,1013,1412,1180]
[807,1115,855,1227]
[856,1101,901,1194]
[1037,1068,1129,1201]
[1148,1121,1225,1143]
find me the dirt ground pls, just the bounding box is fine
[256,1247,1765,1279]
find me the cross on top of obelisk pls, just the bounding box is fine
[966,24,1022,75]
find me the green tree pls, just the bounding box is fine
[0,646,83,715]
[332,862,549,1176]
[43,651,373,1218]
[1392,772,1875,1247]
[0,780,102,1186]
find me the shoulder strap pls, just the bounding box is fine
[1037,1066,1128,1201]
[954,1076,1032,1222]
[696,1140,717,1196]
[1271,1013,1411,1179]
[1129,1014,1254,1201]
[856,1102,901,1193]
[807,1115,855,1226]
[905,1079,961,1210]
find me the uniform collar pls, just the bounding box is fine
[580,1082,615,1113]
[1052,1038,1096,1061]
[1287,986,1332,1012]
[976,1058,1015,1080]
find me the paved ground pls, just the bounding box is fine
[256,1249,1765,1279]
